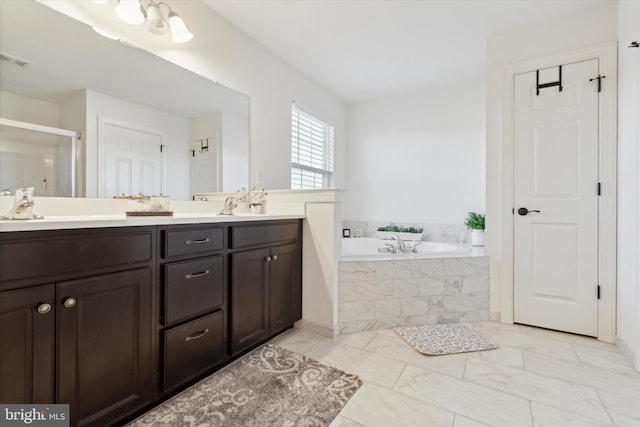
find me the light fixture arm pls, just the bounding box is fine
[113,0,193,43]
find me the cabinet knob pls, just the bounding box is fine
[36,303,52,315]
[272,255,278,261]
[63,297,77,308]
[265,256,272,262]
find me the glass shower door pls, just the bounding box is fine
[0,118,77,197]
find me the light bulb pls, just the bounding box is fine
[168,11,193,43]
[115,0,144,25]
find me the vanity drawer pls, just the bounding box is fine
[163,227,223,258]
[164,256,224,325]
[0,228,154,285]
[230,221,300,250]
[163,310,225,391]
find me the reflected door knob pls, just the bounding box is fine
[517,207,541,216]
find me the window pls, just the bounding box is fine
[291,104,334,189]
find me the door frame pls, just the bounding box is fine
[498,42,617,342]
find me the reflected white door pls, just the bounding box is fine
[101,123,163,197]
[189,134,220,195]
[513,59,599,336]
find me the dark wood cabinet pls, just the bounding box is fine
[230,247,270,354]
[159,225,227,393]
[229,221,302,356]
[0,219,301,426]
[0,284,55,404]
[57,268,152,427]
[0,227,155,427]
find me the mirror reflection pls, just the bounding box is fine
[0,0,249,200]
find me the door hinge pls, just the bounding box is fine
[597,285,601,300]
[160,144,165,153]
[597,182,601,196]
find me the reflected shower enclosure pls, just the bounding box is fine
[0,118,77,197]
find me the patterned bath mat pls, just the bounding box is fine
[127,344,362,426]
[394,323,497,355]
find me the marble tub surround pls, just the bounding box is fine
[270,321,640,427]
[338,257,490,333]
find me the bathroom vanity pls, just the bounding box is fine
[0,216,302,427]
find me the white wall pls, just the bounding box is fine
[0,91,61,127]
[221,112,250,192]
[485,3,619,325]
[617,0,640,369]
[345,77,485,225]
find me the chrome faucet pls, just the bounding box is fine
[218,196,237,215]
[1,187,43,220]
[391,234,407,253]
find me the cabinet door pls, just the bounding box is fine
[0,285,55,404]
[269,243,299,334]
[230,248,269,355]
[57,269,152,427]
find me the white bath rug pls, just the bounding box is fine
[393,323,497,356]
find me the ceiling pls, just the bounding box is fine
[204,0,612,104]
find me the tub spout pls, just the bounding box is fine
[391,234,408,253]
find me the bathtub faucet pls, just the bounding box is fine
[391,235,408,253]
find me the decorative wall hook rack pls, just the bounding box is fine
[629,41,639,48]
[199,139,209,153]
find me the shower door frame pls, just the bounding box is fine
[0,117,78,197]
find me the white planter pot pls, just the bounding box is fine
[471,229,485,246]
[250,204,263,214]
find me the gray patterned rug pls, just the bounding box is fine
[127,344,362,426]
[394,323,497,355]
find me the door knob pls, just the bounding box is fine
[517,207,541,216]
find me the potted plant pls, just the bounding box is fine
[465,212,485,246]
[376,223,423,241]
[237,187,267,213]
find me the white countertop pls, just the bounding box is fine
[0,213,305,232]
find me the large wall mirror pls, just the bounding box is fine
[0,0,249,200]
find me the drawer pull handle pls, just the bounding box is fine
[63,297,76,308]
[185,270,210,279]
[186,238,210,245]
[185,328,209,342]
[36,303,52,315]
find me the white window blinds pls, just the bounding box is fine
[291,104,334,189]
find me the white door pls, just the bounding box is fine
[513,59,599,336]
[189,134,220,196]
[101,123,163,198]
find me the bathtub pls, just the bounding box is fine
[338,237,489,333]
[341,237,467,261]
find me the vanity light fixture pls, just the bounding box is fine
[109,0,193,43]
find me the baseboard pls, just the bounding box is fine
[615,334,639,372]
[294,319,336,338]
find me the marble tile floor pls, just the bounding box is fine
[268,321,640,427]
